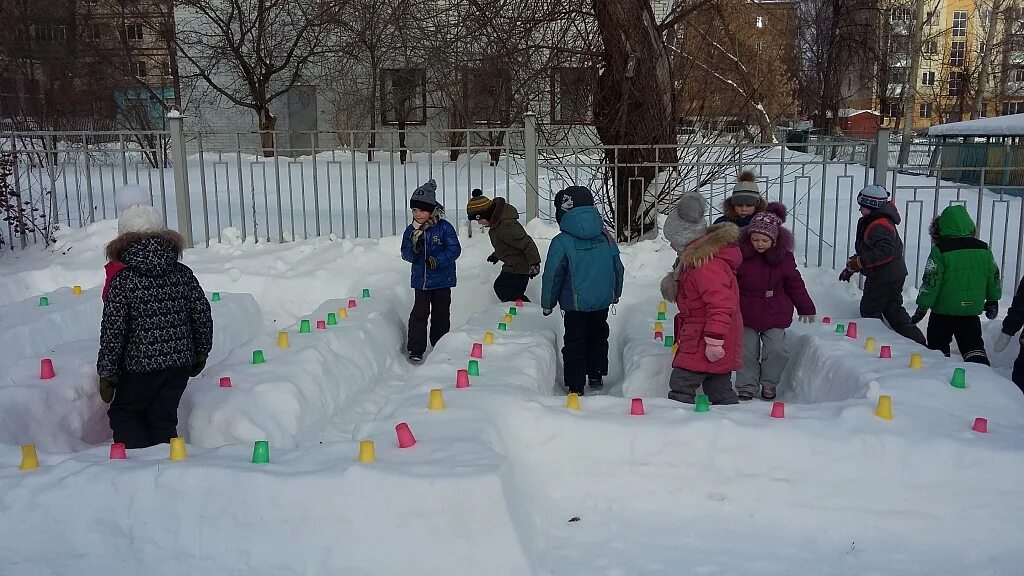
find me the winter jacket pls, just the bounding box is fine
[97,231,213,378]
[1003,279,1024,336]
[672,223,744,374]
[102,261,126,302]
[853,202,908,282]
[541,206,624,312]
[737,227,816,332]
[485,198,541,275]
[916,205,1001,316]
[401,218,461,290]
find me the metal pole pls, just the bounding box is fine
[524,111,539,222]
[874,128,891,188]
[168,112,194,248]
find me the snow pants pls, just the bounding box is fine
[668,369,738,405]
[408,288,452,355]
[493,271,531,303]
[860,276,927,346]
[562,309,610,394]
[926,312,990,365]
[108,366,190,449]
[736,327,788,396]
[1013,345,1024,394]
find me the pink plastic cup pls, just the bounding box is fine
[846,322,858,339]
[39,358,56,380]
[456,369,471,389]
[630,398,645,416]
[879,346,892,359]
[396,422,417,448]
[219,376,232,388]
[109,443,127,460]
[470,343,483,359]
[770,401,785,419]
[972,417,988,433]
[316,320,327,330]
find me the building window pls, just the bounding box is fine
[550,67,596,124]
[926,9,939,26]
[919,103,932,118]
[755,16,766,28]
[381,68,427,125]
[462,66,510,124]
[922,71,935,86]
[924,40,938,55]
[1015,68,1024,83]
[885,102,904,118]
[950,41,966,67]
[948,71,964,96]
[31,24,68,42]
[890,7,911,22]
[889,68,908,84]
[980,102,988,117]
[130,61,147,78]
[1005,101,1024,115]
[952,11,967,37]
[122,24,144,42]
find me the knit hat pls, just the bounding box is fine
[727,169,762,206]
[115,185,163,235]
[554,186,595,223]
[747,202,787,244]
[410,179,440,211]
[466,189,495,221]
[857,184,889,210]
[662,191,707,249]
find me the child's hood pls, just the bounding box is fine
[558,205,605,241]
[680,223,741,270]
[106,230,185,277]
[867,202,902,225]
[937,204,976,238]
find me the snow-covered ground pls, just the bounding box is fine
[1,209,1023,574]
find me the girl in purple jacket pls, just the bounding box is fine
[735,203,817,400]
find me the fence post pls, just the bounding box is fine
[524,111,539,222]
[167,112,194,248]
[873,128,890,188]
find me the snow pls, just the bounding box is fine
[928,114,1024,137]
[1,189,1023,574]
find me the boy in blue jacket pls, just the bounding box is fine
[541,186,625,395]
[401,180,462,364]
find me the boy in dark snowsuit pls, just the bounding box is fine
[541,186,624,395]
[911,204,1001,364]
[994,278,1024,392]
[401,179,462,364]
[466,189,542,302]
[839,185,926,345]
[98,203,213,449]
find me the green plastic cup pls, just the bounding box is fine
[327,312,337,326]
[695,394,710,413]
[468,360,480,377]
[362,288,371,298]
[951,367,966,389]
[252,350,265,364]
[300,319,311,334]
[38,296,49,307]
[657,311,667,321]
[664,335,675,348]
[252,440,270,464]
[498,322,507,331]
[508,307,517,316]
[211,292,221,302]
[836,324,846,334]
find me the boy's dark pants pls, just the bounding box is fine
[926,312,990,365]
[562,309,610,393]
[493,272,531,303]
[1013,347,1024,394]
[408,288,452,355]
[108,367,191,449]
[860,277,927,345]
[668,369,739,404]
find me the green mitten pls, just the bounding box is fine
[99,376,118,404]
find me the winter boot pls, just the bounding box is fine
[408,353,424,365]
[588,376,603,391]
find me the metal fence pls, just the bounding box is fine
[3,117,1022,288]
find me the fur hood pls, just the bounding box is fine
[105,230,185,263]
[680,222,741,269]
[739,225,795,265]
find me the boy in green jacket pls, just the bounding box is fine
[911,204,1001,364]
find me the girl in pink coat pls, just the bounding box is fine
[735,204,816,400]
[660,191,743,405]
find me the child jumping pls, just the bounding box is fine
[911,204,1001,364]
[541,186,624,396]
[662,190,742,405]
[97,202,213,449]
[995,278,1024,393]
[401,179,462,364]
[466,188,542,302]
[839,185,926,346]
[714,169,766,228]
[735,203,816,400]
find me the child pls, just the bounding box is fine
[994,278,1024,393]
[541,186,624,395]
[662,191,742,405]
[97,203,213,449]
[911,204,1001,364]
[401,179,462,364]
[735,203,816,400]
[714,169,766,228]
[839,185,926,346]
[466,188,541,302]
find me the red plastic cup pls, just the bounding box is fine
[396,422,416,448]
[654,331,664,341]
[316,320,327,330]
[219,376,232,388]
[846,322,858,339]
[770,401,786,419]
[822,316,831,324]
[39,358,55,380]
[109,443,127,460]
[515,298,524,308]
[470,343,483,359]
[630,398,645,416]
[972,417,988,433]
[879,345,892,359]
[456,369,471,389]
[347,299,358,309]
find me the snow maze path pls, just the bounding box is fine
[2,285,1024,575]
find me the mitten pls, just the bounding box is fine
[426,256,438,269]
[798,315,815,323]
[838,268,854,282]
[528,263,541,278]
[190,352,208,377]
[704,337,725,362]
[845,255,862,271]
[487,253,499,264]
[984,300,999,320]
[994,332,1012,353]
[99,376,118,404]
[542,308,553,316]
[910,307,927,325]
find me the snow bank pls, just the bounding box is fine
[0,286,104,372]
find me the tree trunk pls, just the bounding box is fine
[593,0,678,242]
[972,0,1004,119]
[259,107,277,158]
[897,0,925,164]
